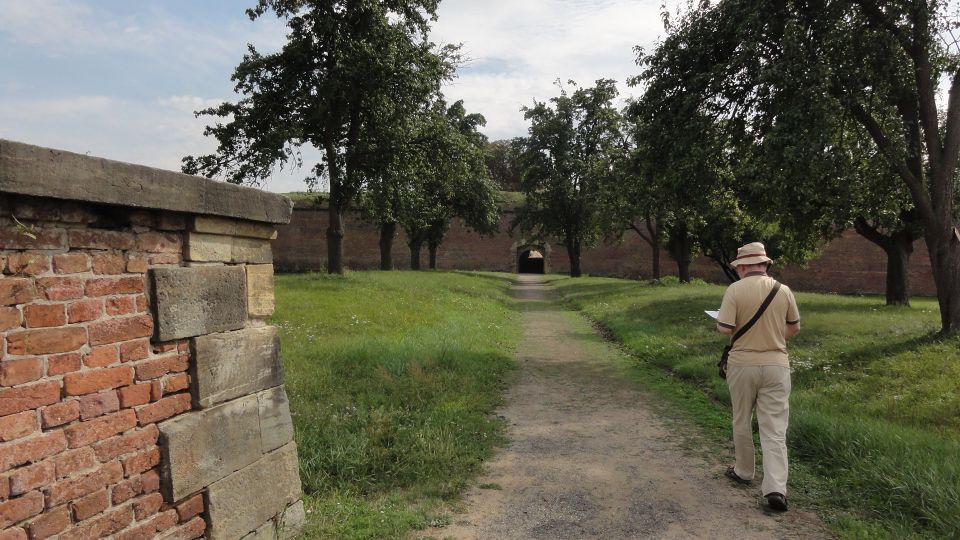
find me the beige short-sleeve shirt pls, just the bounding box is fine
[717,274,800,367]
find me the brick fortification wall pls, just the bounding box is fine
[1,140,302,540]
[275,205,937,296]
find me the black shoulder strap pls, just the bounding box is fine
[731,282,781,345]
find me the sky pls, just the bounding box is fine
[0,0,667,194]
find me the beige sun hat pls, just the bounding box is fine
[730,242,773,267]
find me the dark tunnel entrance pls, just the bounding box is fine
[518,249,545,274]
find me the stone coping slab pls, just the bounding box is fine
[0,139,292,224]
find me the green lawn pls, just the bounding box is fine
[549,275,960,539]
[273,271,521,539]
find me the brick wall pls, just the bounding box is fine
[275,205,938,296]
[1,140,301,540]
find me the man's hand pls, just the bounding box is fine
[786,322,801,339]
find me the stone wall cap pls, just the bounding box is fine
[0,139,293,224]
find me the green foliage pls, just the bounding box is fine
[485,139,524,191]
[513,79,624,277]
[274,271,521,538]
[550,275,960,537]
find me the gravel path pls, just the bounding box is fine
[420,275,828,540]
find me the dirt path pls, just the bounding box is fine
[421,275,828,540]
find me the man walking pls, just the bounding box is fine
[716,242,801,512]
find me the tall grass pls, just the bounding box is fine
[550,275,960,539]
[274,271,521,539]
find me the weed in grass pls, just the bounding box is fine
[275,271,521,539]
[550,275,960,539]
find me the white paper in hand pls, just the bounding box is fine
[704,310,720,320]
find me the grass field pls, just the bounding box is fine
[273,271,521,539]
[549,275,960,539]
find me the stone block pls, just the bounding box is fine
[277,500,306,540]
[185,232,272,264]
[206,443,302,540]
[257,385,294,453]
[246,264,275,318]
[158,395,261,501]
[150,266,246,340]
[192,327,283,409]
[194,216,278,240]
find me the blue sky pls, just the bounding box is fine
[0,0,665,193]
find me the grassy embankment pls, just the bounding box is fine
[549,275,960,539]
[273,271,521,539]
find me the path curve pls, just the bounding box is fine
[422,275,827,539]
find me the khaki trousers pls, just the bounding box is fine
[727,365,791,496]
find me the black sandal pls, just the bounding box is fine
[724,467,751,485]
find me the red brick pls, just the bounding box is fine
[11,201,58,222]
[118,509,178,540]
[70,488,108,521]
[66,298,102,324]
[4,254,50,277]
[119,340,149,362]
[44,461,123,507]
[161,373,189,396]
[0,358,43,386]
[0,279,34,306]
[67,230,135,251]
[135,295,147,312]
[0,307,21,331]
[46,353,81,376]
[82,345,118,369]
[126,257,148,274]
[157,516,205,540]
[121,447,159,477]
[135,355,188,381]
[147,253,179,266]
[58,504,133,540]
[0,411,38,442]
[176,341,189,353]
[63,409,137,448]
[135,232,181,254]
[6,327,86,355]
[0,431,66,474]
[0,228,65,251]
[0,381,61,418]
[78,391,120,420]
[9,461,55,496]
[22,304,64,329]
[111,476,142,505]
[34,277,83,301]
[131,492,163,521]
[40,400,79,429]
[87,315,152,347]
[150,381,162,401]
[26,503,71,539]
[53,253,90,275]
[92,425,158,462]
[84,277,144,298]
[0,490,43,528]
[91,254,125,275]
[136,394,191,425]
[105,296,137,316]
[118,384,152,408]
[0,527,27,540]
[140,470,159,494]
[152,342,177,354]
[52,447,97,480]
[63,366,133,396]
[174,494,203,523]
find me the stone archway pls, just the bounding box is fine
[512,242,550,274]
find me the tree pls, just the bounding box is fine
[397,99,499,270]
[182,0,455,274]
[485,139,523,191]
[514,79,624,277]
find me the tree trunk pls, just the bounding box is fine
[327,203,345,275]
[566,239,582,277]
[409,240,423,271]
[925,226,960,335]
[645,217,661,280]
[669,225,692,283]
[378,222,396,271]
[853,218,914,306]
[428,243,438,270]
